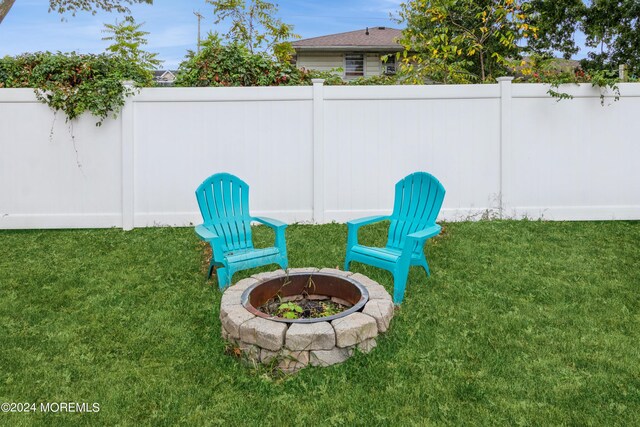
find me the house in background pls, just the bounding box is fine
[291,27,404,80]
[153,70,177,86]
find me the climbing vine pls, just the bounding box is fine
[0,52,149,125]
[520,55,634,104]
[174,35,308,87]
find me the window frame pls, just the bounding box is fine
[344,53,365,79]
[382,54,396,75]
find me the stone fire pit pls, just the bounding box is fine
[219,268,394,372]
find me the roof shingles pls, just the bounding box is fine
[292,27,403,50]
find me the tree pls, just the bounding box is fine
[526,0,586,59]
[581,0,640,73]
[174,34,306,87]
[102,15,161,85]
[525,0,640,74]
[207,0,298,60]
[0,0,16,24]
[397,0,536,83]
[0,0,152,25]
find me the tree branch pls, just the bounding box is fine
[0,0,17,24]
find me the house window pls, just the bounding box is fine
[382,55,396,75]
[345,53,364,78]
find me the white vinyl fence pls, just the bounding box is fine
[1,79,639,230]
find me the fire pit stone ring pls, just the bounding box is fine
[219,268,394,372]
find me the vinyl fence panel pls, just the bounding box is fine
[1,81,639,229]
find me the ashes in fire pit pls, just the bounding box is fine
[220,268,395,373]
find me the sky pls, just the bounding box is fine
[0,0,402,69]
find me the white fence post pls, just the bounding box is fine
[497,76,514,219]
[121,81,135,231]
[312,79,325,224]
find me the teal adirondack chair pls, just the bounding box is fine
[195,173,288,289]
[344,172,445,304]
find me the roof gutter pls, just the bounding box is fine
[292,46,403,53]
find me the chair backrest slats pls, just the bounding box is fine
[386,172,445,251]
[231,182,247,248]
[212,177,231,248]
[199,180,228,246]
[223,176,243,248]
[196,173,254,253]
[406,177,432,236]
[240,181,253,246]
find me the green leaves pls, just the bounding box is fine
[0,15,159,125]
[526,1,640,75]
[174,34,307,87]
[526,0,585,59]
[47,0,152,17]
[0,52,143,125]
[397,0,536,83]
[276,302,303,319]
[102,16,161,86]
[1,0,153,25]
[207,0,299,60]
[582,0,640,74]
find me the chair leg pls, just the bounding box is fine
[278,256,288,270]
[344,253,352,271]
[207,262,216,279]
[418,255,431,277]
[216,267,231,290]
[392,266,410,305]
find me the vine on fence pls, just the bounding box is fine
[1,48,634,129]
[0,48,403,129]
[0,52,147,125]
[519,55,634,105]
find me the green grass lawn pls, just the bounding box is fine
[1,221,639,426]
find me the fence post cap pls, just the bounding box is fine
[496,76,514,82]
[311,79,325,84]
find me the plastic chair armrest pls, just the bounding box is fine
[406,224,442,244]
[252,216,287,230]
[347,215,389,229]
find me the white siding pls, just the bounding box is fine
[365,54,381,77]
[296,52,343,74]
[296,52,385,78]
